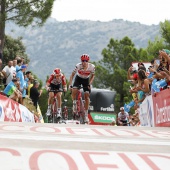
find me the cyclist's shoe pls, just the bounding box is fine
[57,113,61,118]
[46,108,51,116]
[73,103,76,112]
[84,115,89,123]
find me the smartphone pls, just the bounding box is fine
[155,59,160,65]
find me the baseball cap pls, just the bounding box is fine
[162,49,170,55]
[21,65,27,69]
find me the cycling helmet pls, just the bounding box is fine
[81,54,90,61]
[120,107,124,111]
[53,68,61,75]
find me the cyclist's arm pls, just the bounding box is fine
[62,75,67,90]
[69,71,76,87]
[117,113,122,124]
[89,73,95,85]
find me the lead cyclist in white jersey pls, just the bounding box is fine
[69,54,95,123]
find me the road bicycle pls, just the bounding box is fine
[47,89,66,124]
[71,85,88,124]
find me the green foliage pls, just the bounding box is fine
[160,20,170,45]
[3,35,29,65]
[93,36,149,113]
[146,20,170,61]
[5,0,55,27]
[0,0,55,51]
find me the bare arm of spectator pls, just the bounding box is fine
[127,66,134,80]
[159,51,170,65]
[136,79,150,93]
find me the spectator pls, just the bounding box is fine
[2,60,16,87]
[3,78,22,102]
[117,107,129,126]
[30,81,42,109]
[27,75,34,97]
[16,64,27,104]
[16,59,22,72]
[127,66,138,81]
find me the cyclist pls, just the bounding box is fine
[46,68,67,118]
[69,54,95,123]
[117,107,129,126]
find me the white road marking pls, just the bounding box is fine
[0,134,170,146]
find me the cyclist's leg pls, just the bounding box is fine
[46,84,54,116]
[72,75,80,112]
[55,84,62,118]
[82,78,90,123]
[46,91,54,115]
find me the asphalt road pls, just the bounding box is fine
[0,121,170,170]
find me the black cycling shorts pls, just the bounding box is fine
[50,83,62,90]
[120,120,128,125]
[73,75,91,93]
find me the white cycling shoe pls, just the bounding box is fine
[57,113,61,118]
[46,108,51,116]
[73,103,77,113]
[84,115,89,123]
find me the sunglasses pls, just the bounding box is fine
[82,60,88,62]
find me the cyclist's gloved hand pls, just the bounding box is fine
[88,84,91,89]
[46,86,50,91]
[69,85,73,90]
[63,87,67,92]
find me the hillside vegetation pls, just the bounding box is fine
[6,18,160,82]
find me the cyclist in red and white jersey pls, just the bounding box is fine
[69,54,95,123]
[46,68,67,118]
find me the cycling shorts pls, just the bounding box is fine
[73,75,91,93]
[50,83,62,91]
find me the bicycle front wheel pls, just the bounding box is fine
[52,100,58,123]
[79,98,85,124]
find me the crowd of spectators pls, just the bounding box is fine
[0,56,42,113]
[125,49,170,124]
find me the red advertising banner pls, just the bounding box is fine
[0,94,35,123]
[152,89,170,127]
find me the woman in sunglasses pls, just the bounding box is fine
[69,54,95,123]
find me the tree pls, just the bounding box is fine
[160,20,170,45]
[93,36,148,112]
[0,0,55,55]
[3,35,29,65]
[146,20,170,60]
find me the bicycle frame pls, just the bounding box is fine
[63,99,68,120]
[51,92,58,123]
[48,89,63,123]
[73,87,85,124]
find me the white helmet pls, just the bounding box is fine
[120,107,124,111]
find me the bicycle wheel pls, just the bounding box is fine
[52,99,58,123]
[79,98,85,124]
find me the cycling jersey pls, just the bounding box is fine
[118,112,129,121]
[47,73,66,86]
[73,63,95,79]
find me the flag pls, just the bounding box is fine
[124,100,135,112]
